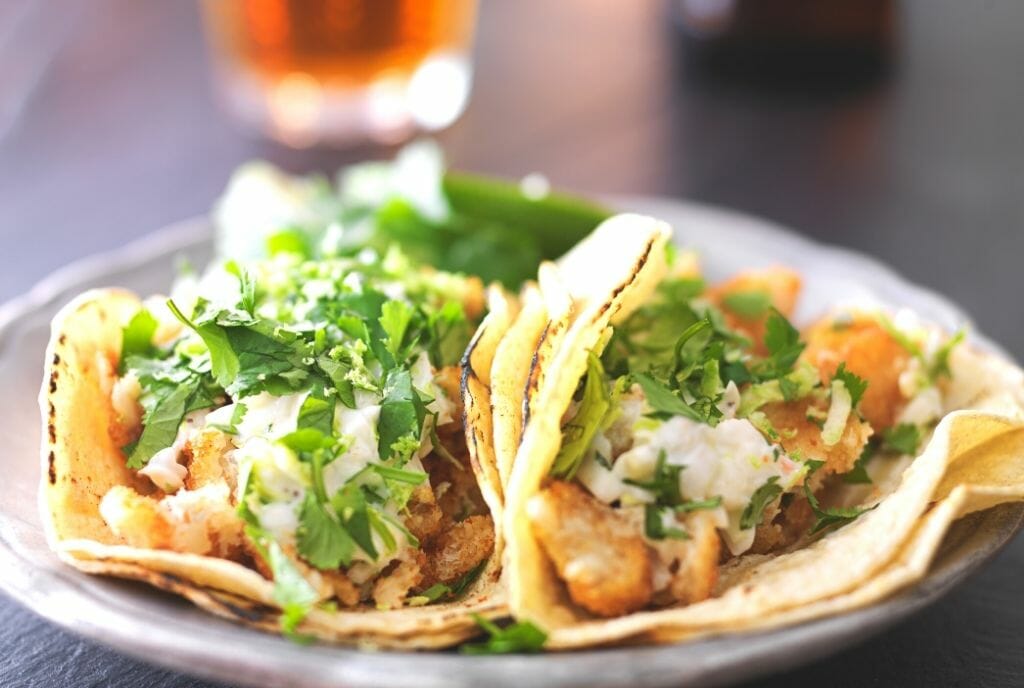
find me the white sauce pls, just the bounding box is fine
[578,408,805,556]
[324,403,381,495]
[232,391,308,442]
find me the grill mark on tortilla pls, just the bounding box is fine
[460,324,486,475]
[154,572,273,622]
[47,451,56,484]
[49,370,58,394]
[460,323,485,385]
[592,234,656,322]
[522,320,553,430]
[48,421,56,444]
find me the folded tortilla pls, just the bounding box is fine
[501,214,1024,649]
[41,285,513,648]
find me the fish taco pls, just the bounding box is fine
[41,238,514,647]
[503,214,1024,648]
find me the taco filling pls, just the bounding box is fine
[527,262,968,618]
[98,244,496,627]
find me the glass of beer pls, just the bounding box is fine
[200,0,478,147]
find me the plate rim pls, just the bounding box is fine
[1,198,1021,688]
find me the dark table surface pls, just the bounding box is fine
[3,1,1023,686]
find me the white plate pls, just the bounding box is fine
[1,198,1020,688]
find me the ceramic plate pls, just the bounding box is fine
[1,198,1021,688]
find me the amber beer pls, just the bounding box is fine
[201,0,478,146]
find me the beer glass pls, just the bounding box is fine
[200,0,478,147]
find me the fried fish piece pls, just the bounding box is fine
[802,315,911,430]
[762,398,873,484]
[99,483,244,559]
[527,480,653,618]
[709,266,802,353]
[421,514,494,587]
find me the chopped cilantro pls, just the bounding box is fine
[803,483,875,535]
[843,443,874,484]
[120,309,158,364]
[266,228,311,258]
[831,362,868,409]
[124,380,196,469]
[883,423,922,455]
[415,559,487,605]
[624,450,683,505]
[297,392,335,436]
[371,463,428,485]
[245,525,318,636]
[643,504,689,540]
[722,290,772,318]
[759,308,806,379]
[460,616,547,655]
[740,476,783,529]
[330,483,379,559]
[379,299,415,361]
[377,368,428,462]
[675,496,723,513]
[296,493,357,569]
[625,451,721,540]
[280,427,335,454]
[930,329,966,380]
[633,373,702,422]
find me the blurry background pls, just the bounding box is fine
[2,1,1023,686]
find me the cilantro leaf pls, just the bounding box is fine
[675,496,723,513]
[623,450,683,505]
[633,373,702,422]
[297,392,335,436]
[446,559,487,598]
[671,318,713,376]
[843,443,874,484]
[930,329,966,380]
[379,299,415,360]
[266,228,311,258]
[832,362,868,409]
[121,309,158,363]
[246,525,318,635]
[740,476,783,529]
[124,379,197,469]
[367,508,397,553]
[803,483,875,535]
[316,353,357,408]
[224,259,257,315]
[760,309,805,378]
[883,423,922,455]
[722,290,772,318]
[225,327,309,397]
[377,368,427,461]
[166,299,240,389]
[415,583,452,604]
[643,504,689,541]
[625,451,721,540]
[426,300,472,368]
[330,483,378,560]
[296,493,357,569]
[280,427,335,453]
[460,616,547,655]
[371,463,428,485]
